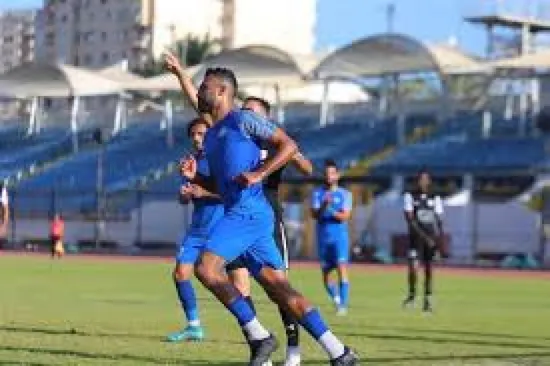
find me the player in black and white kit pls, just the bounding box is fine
[226,97,313,366]
[402,170,444,312]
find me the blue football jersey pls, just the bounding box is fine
[311,186,353,241]
[184,150,224,236]
[203,109,277,214]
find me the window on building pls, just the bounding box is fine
[84,54,93,65]
[74,55,79,66]
[61,14,68,23]
[101,32,107,42]
[101,52,109,63]
[100,0,108,4]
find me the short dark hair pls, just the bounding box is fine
[205,67,238,96]
[244,96,271,115]
[187,117,209,137]
[324,159,338,169]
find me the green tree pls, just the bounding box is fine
[174,33,220,67]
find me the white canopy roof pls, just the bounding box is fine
[0,62,123,98]
[194,45,305,87]
[311,34,484,78]
[126,65,203,92]
[489,50,550,70]
[98,64,146,86]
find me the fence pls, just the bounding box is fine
[5,187,550,266]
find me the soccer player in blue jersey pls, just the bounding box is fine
[166,117,224,342]
[165,52,314,365]
[180,67,357,365]
[311,160,353,316]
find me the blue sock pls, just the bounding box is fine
[300,308,346,359]
[299,308,329,340]
[340,281,349,308]
[226,296,256,326]
[325,282,339,301]
[175,280,200,326]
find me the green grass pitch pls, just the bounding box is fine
[1,254,549,365]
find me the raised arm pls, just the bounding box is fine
[164,52,212,124]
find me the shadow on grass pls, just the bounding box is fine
[368,351,550,363]
[367,325,550,342]
[341,330,550,351]
[0,345,177,364]
[0,360,51,366]
[0,325,243,345]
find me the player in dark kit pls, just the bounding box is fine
[402,170,444,312]
[225,96,313,366]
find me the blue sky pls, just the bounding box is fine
[2,0,547,56]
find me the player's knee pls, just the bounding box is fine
[173,264,192,282]
[195,254,223,287]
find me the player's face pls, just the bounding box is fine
[243,100,268,118]
[189,122,208,150]
[418,173,431,191]
[197,75,225,114]
[324,166,339,186]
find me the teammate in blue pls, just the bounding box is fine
[166,117,224,342]
[180,68,358,365]
[311,160,353,315]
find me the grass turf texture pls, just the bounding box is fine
[1,255,550,365]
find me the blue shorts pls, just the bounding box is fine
[205,210,284,277]
[176,234,206,265]
[318,237,349,271]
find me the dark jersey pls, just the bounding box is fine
[404,190,443,235]
[260,143,284,218]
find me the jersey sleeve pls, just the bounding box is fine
[0,186,8,206]
[343,190,353,211]
[240,110,277,140]
[434,195,444,215]
[403,192,413,212]
[311,188,322,210]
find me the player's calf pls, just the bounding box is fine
[167,263,204,342]
[196,251,276,364]
[257,267,357,363]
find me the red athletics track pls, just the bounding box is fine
[2,250,550,279]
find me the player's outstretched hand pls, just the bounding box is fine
[188,184,208,199]
[164,52,184,76]
[179,155,197,180]
[234,171,264,187]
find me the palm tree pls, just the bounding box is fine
[174,33,221,67]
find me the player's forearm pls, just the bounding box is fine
[256,140,297,179]
[332,210,351,222]
[175,72,199,112]
[292,152,313,176]
[200,190,221,200]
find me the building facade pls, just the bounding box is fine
[222,0,316,55]
[0,10,37,74]
[35,0,316,71]
[35,0,223,70]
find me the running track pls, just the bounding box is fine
[2,251,549,279]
